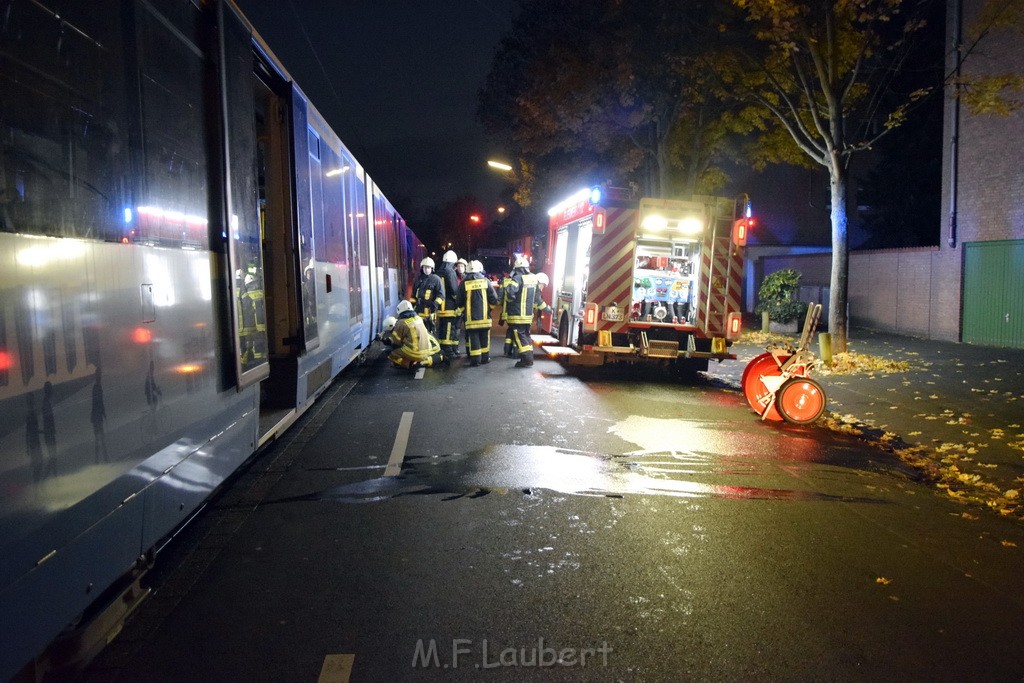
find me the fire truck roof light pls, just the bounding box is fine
[547,187,593,216]
[589,186,603,205]
[680,216,704,235]
[641,214,668,231]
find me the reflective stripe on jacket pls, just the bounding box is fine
[459,273,499,329]
[388,314,440,361]
[412,272,444,317]
[504,271,547,325]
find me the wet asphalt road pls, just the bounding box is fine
[86,343,1024,681]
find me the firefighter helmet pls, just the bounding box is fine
[468,260,483,274]
[513,254,529,270]
[536,272,549,286]
[420,257,435,269]
[397,300,414,315]
[382,316,397,333]
[456,258,468,269]
[442,250,457,264]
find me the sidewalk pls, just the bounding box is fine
[710,326,1024,522]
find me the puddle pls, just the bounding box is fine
[271,445,887,506]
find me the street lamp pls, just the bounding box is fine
[487,160,513,172]
[467,214,482,257]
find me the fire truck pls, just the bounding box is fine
[539,186,750,373]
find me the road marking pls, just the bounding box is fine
[384,412,413,477]
[414,367,425,379]
[317,653,354,683]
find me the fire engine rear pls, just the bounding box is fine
[539,186,750,373]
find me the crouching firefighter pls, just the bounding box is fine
[458,259,499,366]
[504,254,548,368]
[379,300,444,370]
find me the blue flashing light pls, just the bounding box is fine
[123,207,133,224]
[589,186,603,205]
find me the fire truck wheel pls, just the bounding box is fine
[558,313,570,347]
[776,377,826,424]
[741,352,787,421]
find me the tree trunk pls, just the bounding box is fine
[828,162,850,353]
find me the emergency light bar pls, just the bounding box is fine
[640,213,704,235]
[547,188,594,216]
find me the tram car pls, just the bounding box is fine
[0,0,424,677]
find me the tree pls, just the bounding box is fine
[717,0,942,352]
[958,0,1024,115]
[478,0,746,207]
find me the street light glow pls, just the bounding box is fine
[487,160,513,172]
[470,214,481,223]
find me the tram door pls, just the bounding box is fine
[252,69,304,409]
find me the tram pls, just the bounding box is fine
[0,0,423,677]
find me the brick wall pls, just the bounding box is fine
[953,1,1024,245]
[759,247,961,340]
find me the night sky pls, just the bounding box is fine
[233,0,517,221]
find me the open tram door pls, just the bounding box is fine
[250,63,323,435]
[220,3,312,441]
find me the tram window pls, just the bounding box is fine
[0,1,130,240]
[136,6,210,249]
[344,155,366,320]
[321,146,347,264]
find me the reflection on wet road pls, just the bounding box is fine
[277,443,889,506]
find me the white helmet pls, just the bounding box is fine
[468,260,483,274]
[514,254,529,269]
[456,258,468,269]
[397,300,414,315]
[442,250,457,264]
[536,272,549,286]
[420,257,435,269]
[381,316,397,333]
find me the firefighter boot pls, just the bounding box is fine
[480,352,490,365]
[514,351,534,368]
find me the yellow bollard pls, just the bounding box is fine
[761,311,770,333]
[819,332,833,366]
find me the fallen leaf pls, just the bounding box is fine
[1001,540,1018,548]
[876,577,892,585]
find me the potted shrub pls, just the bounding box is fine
[756,268,805,334]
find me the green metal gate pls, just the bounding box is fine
[962,240,1024,348]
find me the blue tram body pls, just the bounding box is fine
[0,1,423,677]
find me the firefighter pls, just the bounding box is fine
[534,272,549,333]
[504,254,548,368]
[380,301,444,370]
[455,258,468,285]
[499,269,518,358]
[436,250,461,360]
[411,257,444,333]
[458,259,499,366]
[238,258,267,368]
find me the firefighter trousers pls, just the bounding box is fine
[465,327,490,365]
[510,324,534,354]
[437,312,460,357]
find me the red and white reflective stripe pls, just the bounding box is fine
[697,236,744,336]
[586,207,636,334]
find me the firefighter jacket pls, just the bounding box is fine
[458,272,499,330]
[503,269,547,325]
[499,274,515,322]
[387,311,440,361]
[411,270,444,318]
[436,263,460,315]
